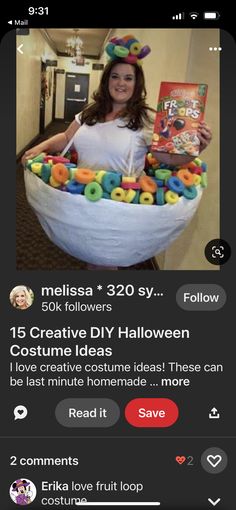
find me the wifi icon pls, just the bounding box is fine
[190,12,199,19]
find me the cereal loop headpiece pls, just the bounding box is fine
[105,34,151,65]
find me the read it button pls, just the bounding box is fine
[125,398,179,427]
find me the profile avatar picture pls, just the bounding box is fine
[9,286,34,310]
[10,478,37,505]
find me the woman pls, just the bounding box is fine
[22,37,212,269]
[10,286,33,309]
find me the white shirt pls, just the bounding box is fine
[73,114,153,177]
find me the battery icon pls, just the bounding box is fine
[204,12,220,19]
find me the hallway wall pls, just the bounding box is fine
[16,29,57,154]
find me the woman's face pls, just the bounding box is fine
[15,291,27,308]
[108,63,136,106]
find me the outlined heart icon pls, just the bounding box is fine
[207,455,222,467]
[175,456,186,465]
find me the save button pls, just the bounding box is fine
[125,398,179,427]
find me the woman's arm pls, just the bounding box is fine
[21,120,79,165]
[150,122,213,166]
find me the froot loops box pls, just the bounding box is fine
[151,82,208,157]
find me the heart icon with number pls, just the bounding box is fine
[207,455,222,468]
[176,456,186,465]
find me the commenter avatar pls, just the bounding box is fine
[9,286,34,310]
[10,478,37,505]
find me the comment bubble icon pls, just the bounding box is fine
[14,405,28,421]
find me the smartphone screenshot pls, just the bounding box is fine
[0,7,235,509]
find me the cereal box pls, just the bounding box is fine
[151,82,208,156]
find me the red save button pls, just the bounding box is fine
[125,398,179,428]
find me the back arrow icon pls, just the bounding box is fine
[208,498,221,506]
[17,44,23,54]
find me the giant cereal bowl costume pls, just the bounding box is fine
[24,35,205,267]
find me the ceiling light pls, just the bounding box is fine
[66,29,83,57]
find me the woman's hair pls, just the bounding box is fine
[10,286,32,308]
[81,58,154,130]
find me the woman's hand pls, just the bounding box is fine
[21,148,44,167]
[197,121,212,153]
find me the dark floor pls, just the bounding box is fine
[16,121,158,270]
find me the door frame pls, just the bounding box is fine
[39,62,47,134]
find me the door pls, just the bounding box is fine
[64,73,89,123]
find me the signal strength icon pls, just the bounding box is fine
[172,13,185,20]
[190,12,199,19]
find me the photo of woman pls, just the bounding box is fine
[9,285,34,310]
